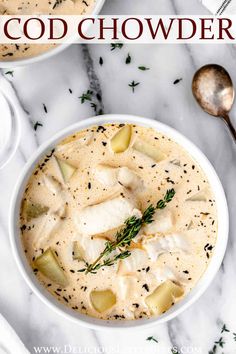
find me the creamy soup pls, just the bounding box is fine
[0,0,95,60]
[20,124,217,320]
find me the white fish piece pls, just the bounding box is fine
[79,236,107,264]
[95,165,118,187]
[144,209,173,235]
[143,233,190,262]
[118,249,149,275]
[56,131,94,154]
[152,266,187,285]
[152,266,178,283]
[117,276,138,300]
[42,174,68,217]
[74,196,142,236]
[71,234,118,266]
[118,167,143,190]
[33,213,61,249]
[95,165,143,190]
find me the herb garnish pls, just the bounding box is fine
[146,336,158,343]
[79,90,93,103]
[129,80,140,93]
[110,43,123,51]
[221,324,230,333]
[138,66,150,71]
[126,53,131,64]
[43,103,48,113]
[5,70,14,77]
[79,189,175,274]
[52,0,63,10]
[79,90,103,115]
[173,78,182,85]
[34,121,43,131]
[214,337,225,348]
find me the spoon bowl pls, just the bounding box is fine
[192,64,236,141]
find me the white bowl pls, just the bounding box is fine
[9,114,229,330]
[0,0,105,68]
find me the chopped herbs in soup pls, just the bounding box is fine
[20,124,217,320]
[0,0,95,60]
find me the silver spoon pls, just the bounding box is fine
[192,64,236,142]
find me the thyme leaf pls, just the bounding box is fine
[5,70,14,77]
[129,80,140,93]
[110,43,123,51]
[34,121,43,131]
[146,336,158,343]
[221,324,230,333]
[138,66,150,71]
[126,53,131,64]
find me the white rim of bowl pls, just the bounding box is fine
[0,0,105,68]
[9,114,229,330]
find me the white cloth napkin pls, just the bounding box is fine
[201,0,236,14]
[0,314,30,354]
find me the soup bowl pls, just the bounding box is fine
[9,114,229,330]
[0,0,105,68]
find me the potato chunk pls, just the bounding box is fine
[145,280,183,315]
[23,201,49,221]
[133,139,166,162]
[90,290,116,313]
[34,248,68,287]
[55,157,76,183]
[110,125,132,153]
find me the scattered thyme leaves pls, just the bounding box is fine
[34,121,43,131]
[214,337,225,348]
[80,189,175,274]
[79,89,93,104]
[129,80,140,93]
[146,336,158,344]
[52,0,62,10]
[79,89,103,115]
[221,324,230,333]
[173,78,183,85]
[90,102,97,112]
[138,66,150,71]
[126,53,131,64]
[43,103,48,113]
[209,344,217,354]
[5,70,14,77]
[110,43,123,51]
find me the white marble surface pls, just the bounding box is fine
[0,0,236,353]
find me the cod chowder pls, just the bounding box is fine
[19,123,217,320]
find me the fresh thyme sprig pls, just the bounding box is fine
[79,189,175,274]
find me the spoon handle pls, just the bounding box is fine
[222,114,236,143]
